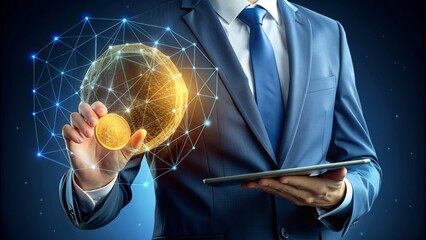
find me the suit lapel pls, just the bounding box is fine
[277,0,313,167]
[181,0,277,164]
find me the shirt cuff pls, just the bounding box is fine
[316,177,353,220]
[72,172,118,212]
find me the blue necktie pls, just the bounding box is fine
[238,8,285,157]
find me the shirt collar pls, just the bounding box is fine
[210,0,295,25]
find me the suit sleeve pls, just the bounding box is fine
[59,155,143,229]
[322,21,382,236]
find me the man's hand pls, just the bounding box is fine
[242,168,347,210]
[62,101,146,191]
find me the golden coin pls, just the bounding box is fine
[94,113,131,151]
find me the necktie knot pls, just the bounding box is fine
[238,7,267,27]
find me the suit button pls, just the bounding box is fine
[69,208,76,221]
[280,227,289,239]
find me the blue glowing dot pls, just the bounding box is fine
[32,112,36,116]
[61,71,64,75]
[166,27,170,31]
[37,152,42,157]
[32,89,36,93]
[154,41,159,45]
[56,102,59,107]
[204,120,211,127]
[181,48,185,51]
[32,55,36,59]
[122,18,127,23]
[51,132,55,136]
[85,16,89,20]
[54,36,59,41]
[172,166,177,170]
[143,182,148,187]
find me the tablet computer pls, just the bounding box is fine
[203,159,371,187]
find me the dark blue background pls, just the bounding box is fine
[1,0,424,239]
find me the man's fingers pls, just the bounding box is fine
[121,129,147,160]
[91,101,108,118]
[70,112,93,138]
[79,102,99,127]
[320,167,347,181]
[259,178,318,201]
[62,124,84,144]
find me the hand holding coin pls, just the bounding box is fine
[62,101,146,191]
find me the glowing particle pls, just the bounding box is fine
[37,152,42,157]
[143,182,149,187]
[166,27,170,31]
[85,16,89,20]
[181,47,185,51]
[32,55,36,59]
[172,166,177,170]
[204,120,211,127]
[122,18,127,23]
[32,89,36,93]
[91,165,96,170]
[172,108,176,113]
[54,36,59,41]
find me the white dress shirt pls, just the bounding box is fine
[73,0,353,221]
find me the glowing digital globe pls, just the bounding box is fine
[81,43,188,153]
[32,17,219,183]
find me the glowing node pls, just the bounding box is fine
[192,66,196,70]
[192,146,196,150]
[51,132,55,136]
[215,67,219,71]
[215,96,219,100]
[56,102,59,107]
[204,120,211,127]
[143,182,149,187]
[185,130,189,135]
[166,142,170,146]
[32,112,36,116]
[154,41,159,45]
[172,166,177,170]
[122,18,127,23]
[75,92,78,95]
[61,71,64,75]
[32,55,36,59]
[108,87,112,92]
[166,27,170,31]
[91,165,96,170]
[126,108,131,113]
[85,16,89,20]
[37,152,42,157]
[196,92,200,96]
[32,89,36,93]
[181,48,185,51]
[172,108,176,113]
[192,43,196,46]
[53,36,59,41]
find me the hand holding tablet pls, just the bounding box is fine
[203,159,371,187]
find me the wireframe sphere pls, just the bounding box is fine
[81,43,188,153]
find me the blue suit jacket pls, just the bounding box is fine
[60,1,382,239]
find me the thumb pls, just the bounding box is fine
[320,167,347,181]
[121,129,147,160]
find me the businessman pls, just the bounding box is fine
[60,0,382,239]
